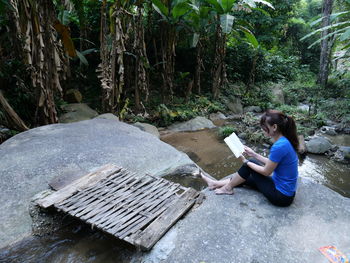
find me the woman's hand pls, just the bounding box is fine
[238,155,246,163]
[244,146,257,158]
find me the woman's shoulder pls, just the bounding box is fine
[272,137,292,150]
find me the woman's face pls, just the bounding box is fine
[261,122,278,138]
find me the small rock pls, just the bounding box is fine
[133,122,160,138]
[94,113,119,121]
[209,112,226,121]
[65,89,82,103]
[320,126,337,136]
[243,106,262,113]
[226,98,243,114]
[305,136,333,154]
[59,103,98,123]
[168,117,216,132]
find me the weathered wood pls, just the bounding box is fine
[36,164,121,208]
[133,188,199,250]
[0,90,29,131]
[38,164,202,250]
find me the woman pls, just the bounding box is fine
[201,110,299,207]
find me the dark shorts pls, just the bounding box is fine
[237,160,295,207]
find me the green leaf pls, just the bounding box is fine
[76,50,88,65]
[190,33,200,47]
[340,27,350,41]
[253,7,270,16]
[205,0,224,14]
[151,0,169,19]
[220,14,234,34]
[220,0,236,13]
[252,0,274,9]
[238,26,259,48]
[172,2,190,19]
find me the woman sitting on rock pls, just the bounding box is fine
[201,109,299,207]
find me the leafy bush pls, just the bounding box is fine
[218,126,235,139]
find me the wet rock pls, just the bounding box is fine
[305,136,333,154]
[59,103,98,123]
[209,112,227,121]
[167,116,215,132]
[226,98,243,114]
[320,126,337,136]
[94,113,119,121]
[243,106,262,113]
[133,122,160,138]
[333,146,350,164]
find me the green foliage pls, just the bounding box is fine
[152,95,225,126]
[318,98,350,122]
[282,70,317,105]
[218,125,235,138]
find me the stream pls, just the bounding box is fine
[1,129,349,263]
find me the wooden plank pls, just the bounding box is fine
[37,164,122,208]
[57,171,135,210]
[63,173,145,216]
[133,188,199,251]
[90,179,173,227]
[105,185,180,234]
[79,177,162,222]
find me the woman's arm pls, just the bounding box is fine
[246,159,278,177]
[244,146,269,164]
[242,146,278,176]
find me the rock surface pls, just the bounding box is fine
[226,97,243,114]
[137,177,350,263]
[133,122,160,138]
[94,113,119,121]
[167,116,216,132]
[306,136,333,154]
[59,103,98,123]
[0,119,194,248]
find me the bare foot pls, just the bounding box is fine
[215,185,234,195]
[200,172,220,190]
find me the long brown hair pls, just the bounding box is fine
[260,110,299,152]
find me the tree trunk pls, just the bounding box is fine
[160,22,176,102]
[0,90,29,131]
[211,16,227,99]
[194,41,203,95]
[97,2,125,114]
[317,0,334,87]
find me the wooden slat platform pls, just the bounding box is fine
[36,164,202,250]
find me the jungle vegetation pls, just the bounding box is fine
[0,0,349,131]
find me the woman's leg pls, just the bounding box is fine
[214,172,246,195]
[200,172,231,190]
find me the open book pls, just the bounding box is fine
[224,132,244,158]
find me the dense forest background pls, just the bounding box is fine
[0,0,349,135]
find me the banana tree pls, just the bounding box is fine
[7,0,70,125]
[302,7,350,86]
[206,0,273,98]
[185,0,211,95]
[151,0,193,102]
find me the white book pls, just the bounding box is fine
[224,132,244,158]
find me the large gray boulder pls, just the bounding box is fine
[271,83,285,105]
[226,97,243,114]
[0,119,195,248]
[168,117,216,132]
[59,103,98,123]
[306,136,333,154]
[139,177,350,263]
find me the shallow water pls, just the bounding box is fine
[0,222,134,263]
[1,129,349,262]
[162,129,350,197]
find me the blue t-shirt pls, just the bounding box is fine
[269,136,298,196]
